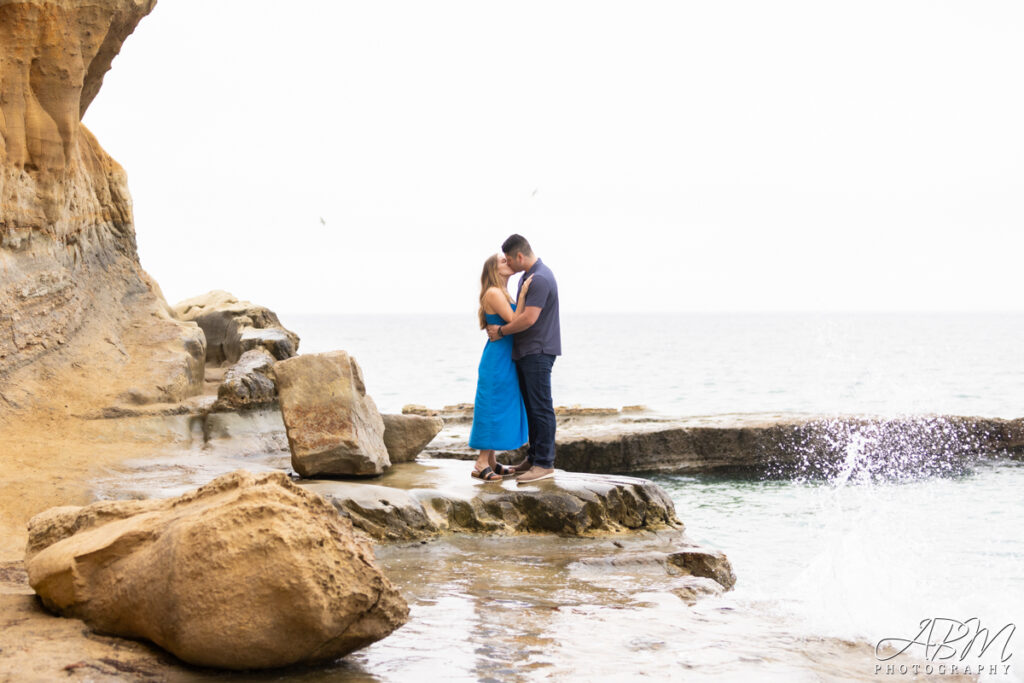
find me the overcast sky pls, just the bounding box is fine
[83,1,1024,314]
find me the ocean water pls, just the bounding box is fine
[283,312,1023,680]
[286,312,1024,418]
[656,461,1024,680]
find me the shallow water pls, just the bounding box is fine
[350,535,879,682]
[89,417,1022,681]
[330,462,1020,682]
[230,532,888,683]
[655,461,1024,679]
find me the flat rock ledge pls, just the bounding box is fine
[428,413,1024,478]
[301,459,680,541]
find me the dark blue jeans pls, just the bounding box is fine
[515,353,557,469]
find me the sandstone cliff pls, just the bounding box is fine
[0,0,204,415]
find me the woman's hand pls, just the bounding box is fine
[521,274,535,295]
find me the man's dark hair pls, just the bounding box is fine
[501,234,533,258]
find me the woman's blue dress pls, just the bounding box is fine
[469,307,530,450]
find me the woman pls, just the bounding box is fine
[468,253,534,481]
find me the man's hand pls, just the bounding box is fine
[486,324,502,341]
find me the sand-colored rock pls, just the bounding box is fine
[402,403,633,425]
[26,470,409,670]
[382,413,444,463]
[555,405,619,416]
[0,0,206,414]
[173,290,299,365]
[402,403,434,416]
[402,402,474,421]
[214,347,276,410]
[667,548,737,590]
[276,351,390,477]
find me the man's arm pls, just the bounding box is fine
[487,306,541,340]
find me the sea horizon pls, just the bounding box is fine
[284,311,1024,419]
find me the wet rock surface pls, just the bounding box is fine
[276,351,390,477]
[572,547,735,592]
[668,548,737,590]
[26,470,408,670]
[300,459,681,541]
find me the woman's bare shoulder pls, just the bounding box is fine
[483,286,508,302]
[481,286,508,313]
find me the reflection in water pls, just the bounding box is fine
[342,536,889,682]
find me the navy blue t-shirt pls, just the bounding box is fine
[512,258,561,360]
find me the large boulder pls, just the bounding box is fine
[276,351,390,477]
[382,414,444,463]
[25,470,408,670]
[214,348,277,410]
[173,290,300,365]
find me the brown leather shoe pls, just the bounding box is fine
[516,466,555,484]
[511,458,532,473]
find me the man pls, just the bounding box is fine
[486,234,560,484]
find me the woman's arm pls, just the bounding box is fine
[485,275,540,340]
[483,287,517,324]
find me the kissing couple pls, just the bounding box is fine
[469,234,561,484]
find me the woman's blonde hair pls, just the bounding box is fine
[478,254,512,329]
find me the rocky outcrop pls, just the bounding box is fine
[276,351,390,477]
[429,414,1024,478]
[301,461,680,541]
[402,403,473,421]
[173,290,299,365]
[214,348,276,410]
[25,470,409,670]
[402,403,633,424]
[541,415,1024,478]
[382,413,444,463]
[0,0,206,413]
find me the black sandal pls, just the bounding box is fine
[471,466,502,482]
[492,463,517,476]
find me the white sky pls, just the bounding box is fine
[83,1,1024,314]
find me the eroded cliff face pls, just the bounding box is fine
[0,0,204,414]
